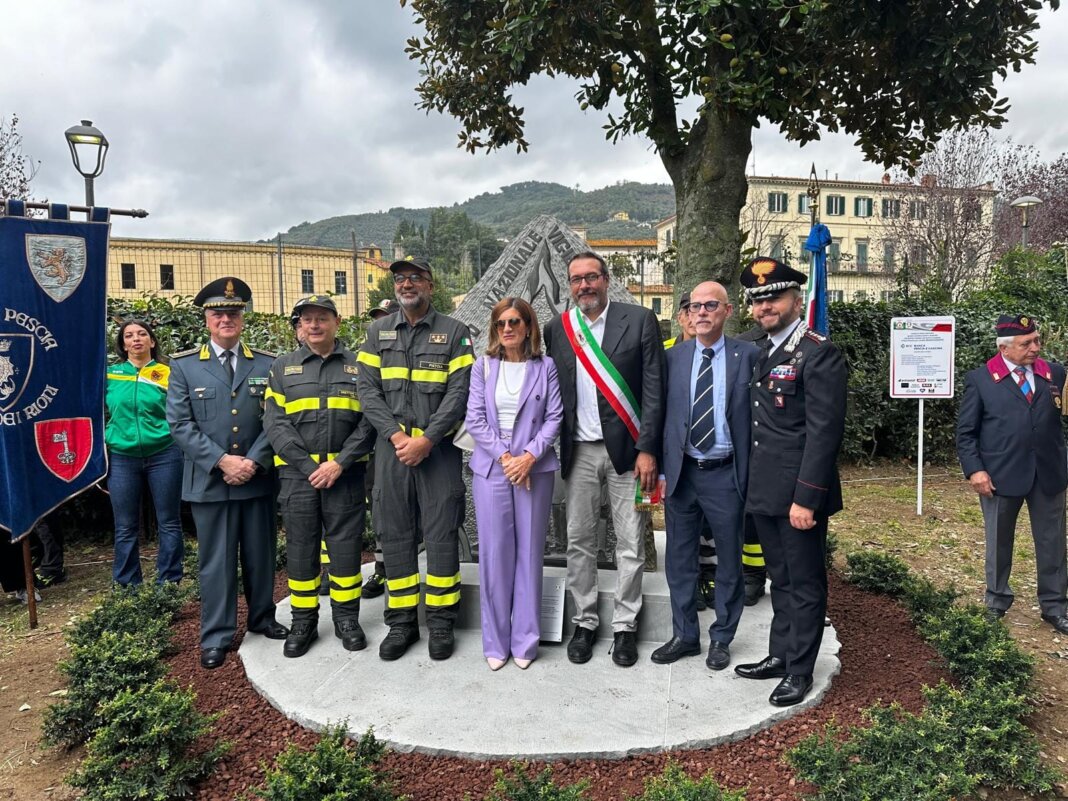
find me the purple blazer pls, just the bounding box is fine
[465,355,563,478]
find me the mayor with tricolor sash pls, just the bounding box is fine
[0,199,110,544]
[543,251,665,668]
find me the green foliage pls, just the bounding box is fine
[253,725,397,801]
[66,581,188,652]
[901,574,959,624]
[630,762,745,801]
[484,763,589,801]
[844,551,912,597]
[68,679,228,801]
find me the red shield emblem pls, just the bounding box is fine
[34,418,92,483]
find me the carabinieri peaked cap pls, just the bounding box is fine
[194,276,252,311]
[739,257,808,302]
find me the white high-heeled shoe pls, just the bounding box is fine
[514,657,532,669]
[487,657,507,671]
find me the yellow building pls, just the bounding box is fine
[107,237,392,317]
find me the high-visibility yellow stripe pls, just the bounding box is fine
[327,397,362,412]
[331,586,361,602]
[381,366,410,380]
[425,590,460,606]
[289,576,321,592]
[399,424,425,437]
[357,351,381,368]
[265,387,285,406]
[387,574,420,591]
[449,354,475,373]
[274,452,341,467]
[742,544,763,553]
[290,594,320,608]
[330,574,361,589]
[425,571,461,589]
[411,369,447,384]
[285,397,320,413]
[742,555,766,567]
[387,593,419,608]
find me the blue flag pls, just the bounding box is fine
[804,222,831,336]
[0,200,110,542]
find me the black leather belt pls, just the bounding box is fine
[683,453,734,470]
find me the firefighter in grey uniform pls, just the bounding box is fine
[265,295,376,657]
[357,256,475,661]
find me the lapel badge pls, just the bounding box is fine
[775,395,785,408]
[428,333,448,344]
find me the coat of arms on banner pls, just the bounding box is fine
[25,234,87,302]
[0,334,33,413]
[34,418,92,482]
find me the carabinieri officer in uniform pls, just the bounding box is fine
[167,277,288,670]
[734,258,847,707]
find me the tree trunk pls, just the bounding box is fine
[663,110,755,314]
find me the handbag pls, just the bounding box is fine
[451,356,488,452]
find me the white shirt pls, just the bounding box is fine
[575,299,611,441]
[495,361,527,437]
[686,337,732,459]
[1001,355,1034,392]
[210,340,240,377]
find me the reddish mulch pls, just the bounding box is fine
[168,571,950,801]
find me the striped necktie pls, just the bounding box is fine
[689,347,716,451]
[1014,366,1033,403]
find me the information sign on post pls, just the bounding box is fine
[890,316,956,515]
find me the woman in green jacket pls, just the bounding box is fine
[105,320,184,585]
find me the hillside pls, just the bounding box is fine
[277,180,675,249]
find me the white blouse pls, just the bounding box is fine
[494,361,528,436]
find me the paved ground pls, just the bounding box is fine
[241,534,841,760]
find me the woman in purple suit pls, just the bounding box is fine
[466,298,563,670]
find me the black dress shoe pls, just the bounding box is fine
[986,606,1006,621]
[769,673,813,706]
[379,625,419,661]
[567,626,596,664]
[284,620,319,658]
[735,655,788,680]
[362,572,386,599]
[250,621,290,640]
[334,618,367,651]
[428,627,455,660]
[705,641,731,671]
[611,631,638,667]
[1042,613,1068,635]
[743,576,766,607]
[200,647,226,669]
[650,636,701,664]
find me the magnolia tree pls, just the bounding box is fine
[1,114,38,201]
[401,0,1058,295]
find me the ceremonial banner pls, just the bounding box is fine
[0,200,110,541]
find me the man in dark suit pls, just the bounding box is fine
[543,251,666,667]
[167,278,288,669]
[652,281,759,670]
[733,258,847,707]
[957,314,1068,633]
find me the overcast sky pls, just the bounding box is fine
[3,2,1066,242]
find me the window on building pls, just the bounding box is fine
[826,195,845,216]
[962,198,982,223]
[908,200,927,220]
[301,269,314,294]
[798,194,811,215]
[828,290,845,303]
[121,263,136,289]
[829,238,842,271]
[651,297,662,315]
[856,241,869,272]
[159,264,174,290]
[854,197,874,218]
[880,290,896,301]
[910,244,928,265]
[883,242,896,272]
[881,199,901,219]
[334,271,348,295]
[767,192,788,213]
[368,273,374,284]
[665,228,673,247]
[769,235,785,261]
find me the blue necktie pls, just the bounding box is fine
[690,347,715,452]
[1014,366,1033,403]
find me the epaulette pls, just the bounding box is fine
[804,330,827,343]
[171,346,201,358]
[250,346,277,358]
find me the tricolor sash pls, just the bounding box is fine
[561,308,641,442]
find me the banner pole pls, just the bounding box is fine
[916,398,925,516]
[22,538,37,629]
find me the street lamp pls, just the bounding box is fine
[1009,195,1043,248]
[64,120,109,206]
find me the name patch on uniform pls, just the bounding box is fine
[343,364,358,375]
[379,331,398,341]
[284,365,304,375]
[338,389,358,398]
[428,333,448,344]
[769,365,796,381]
[419,360,446,371]
[247,377,268,386]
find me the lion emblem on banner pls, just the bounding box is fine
[25,234,87,302]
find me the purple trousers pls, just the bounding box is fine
[472,468,554,660]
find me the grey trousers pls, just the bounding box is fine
[980,487,1067,616]
[564,441,647,632]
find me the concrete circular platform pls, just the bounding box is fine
[241,556,841,760]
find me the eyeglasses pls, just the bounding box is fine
[567,272,606,287]
[393,273,429,285]
[495,317,524,330]
[686,300,722,313]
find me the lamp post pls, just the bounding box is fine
[1009,195,1043,249]
[64,120,109,206]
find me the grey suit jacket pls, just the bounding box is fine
[167,342,276,503]
[661,335,759,499]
